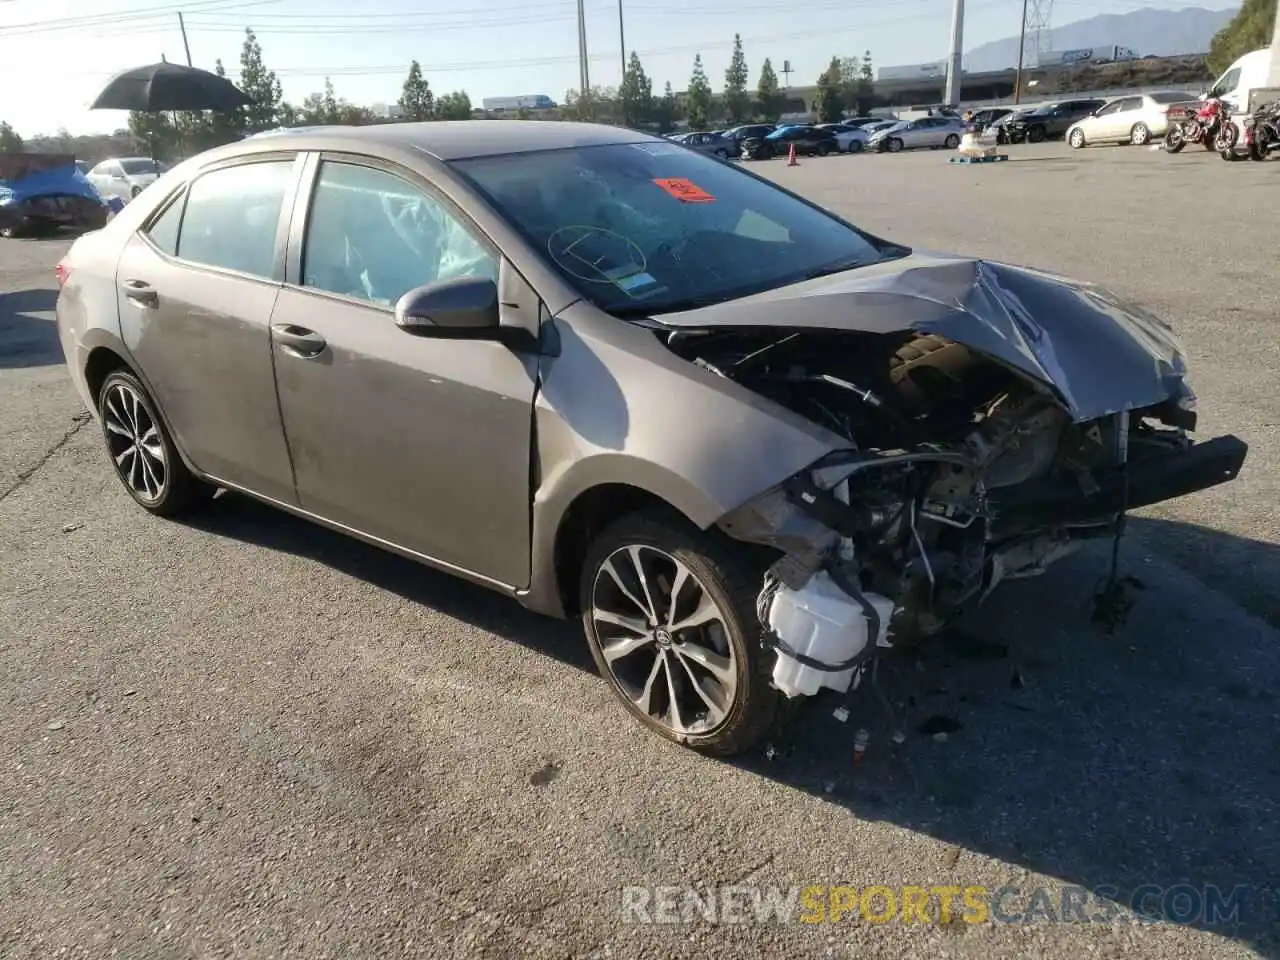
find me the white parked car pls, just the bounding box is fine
[816,123,871,153]
[1067,91,1197,148]
[85,157,165,203]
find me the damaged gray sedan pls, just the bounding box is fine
[55,122,1247,756]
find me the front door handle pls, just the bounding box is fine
[121,279,158,308]
[271,323,327,359]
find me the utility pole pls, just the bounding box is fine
[944,0,964,107]
[576,0,591,114]
[617,0,626,81]
[1014,0,1028,104]
[781,60,793,87]
[178,12,193,66]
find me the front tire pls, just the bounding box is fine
[846,139,863,154]
[944,133,960,149]
[816,142,832,156]
[886,137,904,153]
[1164,127,1186,153]
[97,370,215,516]
[580,511,781,757]
[1027,125,1047,143]
[1068,128,1086,149]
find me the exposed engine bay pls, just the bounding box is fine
[663,325,1237,700]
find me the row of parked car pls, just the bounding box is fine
[669,113,972,159]
[972,91,1198,148]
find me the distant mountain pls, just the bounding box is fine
[964,6,1239,73]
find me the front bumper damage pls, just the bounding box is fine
[719,420,1248,699]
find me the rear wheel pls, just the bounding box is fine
[886,137,904,153]
[714,148,728,159]
[1164,127,1186,153]
[129,185,142,199]
[580,511,781,757]
[1130,122,1150,145]
[97,370,215,516]
[816,142,832,157]
[846,139,863,154]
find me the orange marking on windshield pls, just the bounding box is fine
[652,178,715,203]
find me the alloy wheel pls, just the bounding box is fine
[102,380,167,502]
[1131,123,1150,145]
[590,544,738,737]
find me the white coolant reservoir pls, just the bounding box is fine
[767,572,895,699]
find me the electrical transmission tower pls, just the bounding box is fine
[1023,0,1053,67]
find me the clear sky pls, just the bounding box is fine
[0,0,1239,137]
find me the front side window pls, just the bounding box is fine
[1211,68,1241,97]
[176,160,293,279]
[454,141,899,317]
[120,159,158,176]
[301,161,498,307]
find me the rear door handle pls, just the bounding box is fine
[271,323,327,359]
[121,279,158,308]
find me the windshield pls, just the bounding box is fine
[120,159,157,175]
[453,142,900,316]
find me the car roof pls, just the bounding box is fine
[236,120,656,161]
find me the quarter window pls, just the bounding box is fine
[301,161,498,307]
[145,192,184,256]
[176,160,293,278]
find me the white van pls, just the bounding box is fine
[1202,48,1273,116]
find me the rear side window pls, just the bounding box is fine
[145,193,184,256]
[176,160,293,279]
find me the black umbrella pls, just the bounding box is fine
[90,62,254,112]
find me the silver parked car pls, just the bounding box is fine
[868,116,966,152]
[1067,91,1198,148]
[678,130,733,159]
[84,157,164,203]
[55,122,1246,756]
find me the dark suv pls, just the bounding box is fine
[741,124,838,160]
[720,123,777,157]
[1007,99,1106,143]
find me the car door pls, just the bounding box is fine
[1108,97,1145,139]
[1085,99,1124,139]
[114,154,302,503]
[90,161,123,202]
[267,153,539,589]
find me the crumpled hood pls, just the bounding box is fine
[653,252,1188,423]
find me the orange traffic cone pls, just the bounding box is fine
[787,143,799,166]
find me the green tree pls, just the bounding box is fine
[399,60,435,121]
[1207,0,1275,74]
[858,50,875,112]
[723,34,751,123]
[210,58,247,140]
[436,91,473,120]
[238,28,283,131]
[0,121,24,151]
[814,57,844,123]
[619,51,654,128]
[127,112,177,160]
[686,54,713,130]
[755,57,784,122]
[654,81,682,132]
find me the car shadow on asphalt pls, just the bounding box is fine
[180,491,595,672]
[0,287,62,369]
[184,495,1280,955]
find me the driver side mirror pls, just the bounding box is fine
[395,276,500,339]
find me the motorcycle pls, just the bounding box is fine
[1238,98,1280,162]
[1164,98,1238,153]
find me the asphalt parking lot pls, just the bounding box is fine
[2,140,1278,959]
